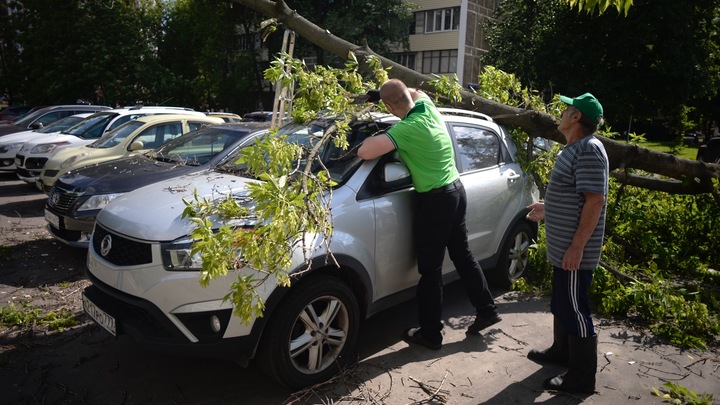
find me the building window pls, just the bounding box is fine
[416,7,461,33]
[422,50,457,74]
[394,53,416,70]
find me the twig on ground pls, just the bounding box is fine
[407,372,450,404]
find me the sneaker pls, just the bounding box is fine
[402,327,442,350]
[467,314,502,335]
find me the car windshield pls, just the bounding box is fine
[61,112,116,138]
[216,120,391,184]
[89,120,144,148]
[12,108,48,127]
[36,115,87,133]
[145,126,256,166]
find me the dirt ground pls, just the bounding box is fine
[1,172,719,405]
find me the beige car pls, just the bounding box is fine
[40,114,223,191]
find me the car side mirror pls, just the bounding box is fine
[29,122,43,129]
[383,161,411,187]
[129,140,144,151]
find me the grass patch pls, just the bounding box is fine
[639,141,698,160]
[0,302,79,331]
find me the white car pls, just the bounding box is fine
[0,114,92,173]
[83,109,539,388]
[15,106,205,188]
[39,114,224,191]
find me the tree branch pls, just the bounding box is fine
[232,0,720,194]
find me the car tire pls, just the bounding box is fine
[489,221,534,289]
[257,275,360,389]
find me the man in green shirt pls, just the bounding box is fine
[358,79,500,350]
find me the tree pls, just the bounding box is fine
[8,0,171,106]
[560,0,634,15]
[231,0,719,202]
[159,0,271,112]
[483,0,720,139]
[275,0,415,67]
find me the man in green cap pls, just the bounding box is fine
[525,92,609,394]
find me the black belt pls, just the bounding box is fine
[423,179,462,194]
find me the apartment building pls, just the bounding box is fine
[393,0,499,88]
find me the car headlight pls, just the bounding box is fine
[60,153,89,169]
[0,142,23,154]
[77,193,124,212]
[160,236,203,271]
[31,141,70,154]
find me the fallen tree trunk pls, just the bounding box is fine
[233,0,720,200]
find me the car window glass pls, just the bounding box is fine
[37,111,66,125]
[451,124,501,172]
[134,123,182,149]
[92,121,143,148]
[64,113,115,137]
[12,109,46,126]
[188,121,207,132]
[152,127,250,166]
[107,115,135,130]
[37,116,85,133]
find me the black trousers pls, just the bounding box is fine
[414,181,497,342]
[550,266,595,337]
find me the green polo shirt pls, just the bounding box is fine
[386,94,459,192]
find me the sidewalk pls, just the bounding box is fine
[296,284,720,404]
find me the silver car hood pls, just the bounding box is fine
[96,171,252,242]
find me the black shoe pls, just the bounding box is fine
[527,345,569,366]
[467,314,502,335]
[402,327,442,350]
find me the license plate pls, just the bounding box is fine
[44,209,60,229]
[82,293,117,336]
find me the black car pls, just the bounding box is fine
[696,136,720,163]
[44,122,271,247]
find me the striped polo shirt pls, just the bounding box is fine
[544,134,609,270]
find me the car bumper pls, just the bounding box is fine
[83,269,258,365]
[45,205,96,247]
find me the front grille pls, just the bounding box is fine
[47,187,80,214]
[15,154,25,167]
[25,157,48,170]
[44,169,59,177]
[93,225,153,266]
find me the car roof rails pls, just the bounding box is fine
[437,107,493,122]
[126,105,194,111]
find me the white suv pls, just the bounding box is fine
[14,106,204,189]
[82,109,539,388]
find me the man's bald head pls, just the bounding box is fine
[380,79,414,118]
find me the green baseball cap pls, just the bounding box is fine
[560,93,604,124]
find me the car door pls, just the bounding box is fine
[363,154,418,299]
[448,122,525,266]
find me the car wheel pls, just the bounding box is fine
[257,276,360,389]
[490,221,534,289]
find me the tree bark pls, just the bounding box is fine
[232,0,720,196]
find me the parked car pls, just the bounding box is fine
[0,104,111,137]
[0,113,93,173]
[81,108,539,388]
[44,122,272,247]
[696,136,720,163]
[0,106,34,123]
[205,112,242,123]
[15,106,205,188]
[38,114,223,190]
